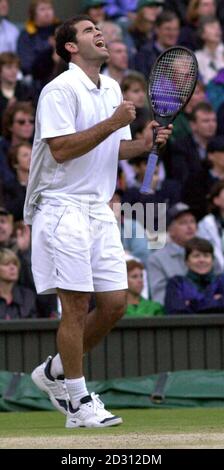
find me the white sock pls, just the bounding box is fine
[65,376,89,409]
[50,354,64,378]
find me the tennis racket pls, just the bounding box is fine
[140,46,198,194]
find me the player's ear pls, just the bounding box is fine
[65,42,78,54]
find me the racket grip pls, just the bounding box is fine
[140,152,158,194]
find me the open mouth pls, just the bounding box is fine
[95,40,105,48]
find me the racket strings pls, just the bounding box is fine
[150,50,197,115]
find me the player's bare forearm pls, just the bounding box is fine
[119,123,173,160]
[47,101,136,163]
[47,118,120,163]
[119,139,149,160]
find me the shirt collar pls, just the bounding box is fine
[69,62,110,91]
[169,241,185,256]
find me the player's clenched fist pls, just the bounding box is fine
[111,101,136,128]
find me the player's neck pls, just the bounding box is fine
[73,58,101,86]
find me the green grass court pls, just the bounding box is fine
[1,408,224,448]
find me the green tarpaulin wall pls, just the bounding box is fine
[1,370,224,411]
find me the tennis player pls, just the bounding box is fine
[24,15,172,428]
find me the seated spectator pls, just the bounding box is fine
[123,157,181,230]
[165,237,224,314]
[30,24,67,100]
[105,0,137,21]
[0,0,20,53]
[0,52,34,132]
[131,10,180,79]
[3,142,31,221]
[198,181,224,271]
[183,136,224,220]
[0,247,37,319]
[17,0,60,81]
[165,0,189,26]
[81,0,107,24]
[166,102,217,183]
[217,99,224,135]
[120,71,151,186]
[0,101,35,185]
[120,71,150,138]
[178,0,217,51]
[125,259,164,316]
[123,0,164,60]
[195,16,224,85]
[206,68,224,112]
[98,20,123,44]
[0,207,58,317]
[101,40,129,83]
[109,189,150,266]
[148,203,197,305]
[170,79,207,143]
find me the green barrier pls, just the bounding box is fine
[1,370,224,411]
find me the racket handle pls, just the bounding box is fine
[140,152,158,194]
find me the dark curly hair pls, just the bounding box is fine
[56,15,93,63]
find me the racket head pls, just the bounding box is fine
[148,46,198,126]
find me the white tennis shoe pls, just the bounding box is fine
[31,355,69,415]
[66,393,123,428]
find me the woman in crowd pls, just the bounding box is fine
[0,247,37,319]
[165,237,224,314]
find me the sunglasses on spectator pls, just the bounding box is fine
[14,118,34,125]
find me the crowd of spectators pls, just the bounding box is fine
[1,0,224,318]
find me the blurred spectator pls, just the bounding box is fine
[81,0,107,24]
[148,203,197,304]
[195,16,224,85]
[105,0,137,20]
[164,0,189,26]
[170,79,207,143]
[217,100,224,135]
[120,70,150,187]
[3,142,31,221]
[198,180,224,270]
[131,10,180,79]
[179,0,217,50]
[17,0,60,80]
[0,0,20,53]
[182,136,224,220]
[165,237,224,314]
[123,0,164,60]
[217,0,224,36]
[206,69,224,112]
[123,157,181,230]
[0,101,34,185]
[120,71,150,137]
[0,52,34,132]
[125,259,164,316]
[167,102,217,183]
[2,101,35,146]
[0,207,57,317]
[109,188,150,265]
[101,39,128,83]
[98,20,123,44]
[0,247,37,319]
[30,24,67,99]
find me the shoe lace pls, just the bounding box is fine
[90,392,105,412]
[54,378,69,399]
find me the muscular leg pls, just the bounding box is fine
[83,289,127,352]
[56,289,91,378]
[51,289,127,377]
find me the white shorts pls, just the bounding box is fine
[31,204,128,294]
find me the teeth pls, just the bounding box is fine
[96,40,104,47]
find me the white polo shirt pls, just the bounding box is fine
[24,63,131,224]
